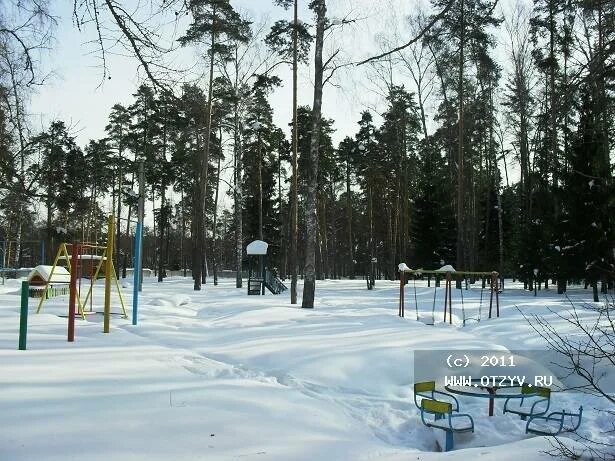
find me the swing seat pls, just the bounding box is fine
[462,317,481,326]
[526,406,583,436]
[417,314,435,325]
[414,381,459,411]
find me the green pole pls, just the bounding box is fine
[19,281,29,350]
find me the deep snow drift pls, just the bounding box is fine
[0,277,612,460]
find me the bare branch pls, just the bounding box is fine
[355,0,455,66]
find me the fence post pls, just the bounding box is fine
[19,281,29,350]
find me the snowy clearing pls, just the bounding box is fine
[0,277,612,460]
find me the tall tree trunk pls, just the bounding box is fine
[157,186,165,282]
[387,206,394,280]
[278,146,285,278]
[157,106,168,283]
[213,132,222,286]
[152,188,156,276]
[346,153,354,278]
[195,5,216,290]
[301,0,326,309]
[418,85,428,139]
[8,62,26,267]
[116,139,123,279]
[330,182,338,279]
[290,0,299,303]
[234,46,244,288]
[257,130,263,241]
[321,196,328,279]
[549,0,558,191]
[456,0,466,274]
[123,170,135,278]
[368,181,374,288]
[181,186,186,277]
[46,195,53,263]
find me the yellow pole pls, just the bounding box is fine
[36,243,66,314]
[111,261,128,318]
[103,215,114,333]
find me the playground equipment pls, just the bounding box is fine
[420,399,475,451]
[35,216,127,327]
[503,384,551,420]
[246,240,287,295]
[525,406,583,436]
[414,381,460,412]
[398,264,500,325]
[27,266,71,298]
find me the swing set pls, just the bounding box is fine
[35,216,127,322]
[398,265,500,326]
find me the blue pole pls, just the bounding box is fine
[132,222,143,326]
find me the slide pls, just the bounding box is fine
[264,269,288,295]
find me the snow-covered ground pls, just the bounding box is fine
[0,277,612,460]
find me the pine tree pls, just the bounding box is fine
[337,137,357,278]
[105,103,132,277]
[411,137,455,268]
[242,75,282,244]
[427,0,501,272]
[377,86,421,277]
[560,89,614,300]
[353,111,379,287]
[301,0,326,308]
[179,0,251,290]
[31,121,86,255]
[267,0,313,303]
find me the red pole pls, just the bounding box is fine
[68,243,79,342]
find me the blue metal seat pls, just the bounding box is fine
[503,384,550,420]
[420,399,474,451]
[526,406,583,436]
[414,381,459,411]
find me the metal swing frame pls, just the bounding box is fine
[399,267,500,325]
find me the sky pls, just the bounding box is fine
[26,0,520,214]
[28,0,407,147]
[26,0,421,213]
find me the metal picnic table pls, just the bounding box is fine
[445,378,538,416]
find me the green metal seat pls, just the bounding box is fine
[420,399,474,451]
[503,384,551,420]
[414,381,459,412]
[526,406,583,436]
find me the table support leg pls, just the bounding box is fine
[488,389,496,416]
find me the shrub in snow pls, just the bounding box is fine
[522,297,615,460]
